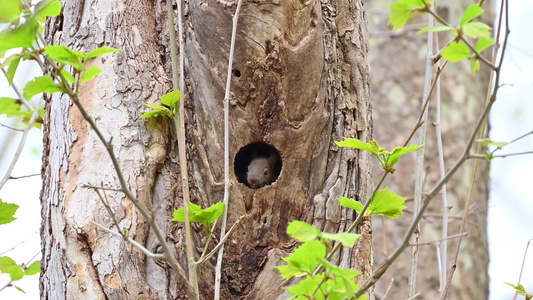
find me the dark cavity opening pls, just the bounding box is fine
[234,142,282,189]
[232,69,241,78]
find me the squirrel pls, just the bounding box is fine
[246,152,277,188]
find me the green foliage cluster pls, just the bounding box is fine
[0,0,120,294]
[389,0,495,73]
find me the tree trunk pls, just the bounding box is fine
[41,0,373,299]
[364,1,492,299]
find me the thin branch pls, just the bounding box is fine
[90,221,165,259]
[513,239,533,300]
[0,98,44,190]
[8,173,41,180]
[83,184,123,192]
[442,0,509,297]
[215,1,243,299]
[170,0,197,296]
[197,215,244,265]
[0,122,24,132]
[409,233,467,247]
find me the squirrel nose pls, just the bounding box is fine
[249,179,258,187]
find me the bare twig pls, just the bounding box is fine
[441,0,508,297]
[408,8,435,296]
[0,98,44,190]
[198,215,244,265]
[90,221,165,259]
[409,233,467,247]
[215,1,243,299]
[512,239,533,300]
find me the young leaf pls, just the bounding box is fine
[190,202,225,230]
[161,89,181,107]
[335,138,378,155]
[0,0,22,24]
[441,42,470,62]
[388,1,416,32]
[0,256,24,281]
[34,0,62,18]
[140,103,172,118]
[0,199,19,225]
[287,220,321,242]
[476,138,508,149]
[0,97,32,119]
[321,232,360,248]
[388,144,423,166]
[44,45,85,70]
[505,283,531,298]
[462,22,492,38]
[172,202,202,222]
[339,197,364,215]
[0,19,40,51]
[475,37,495,53]
[276,240,326,278]
[460,4,484,27]
[23,75,63,100]
[24,261,40,276]
[80,66,102,82]
[285,273,325,298]
[60,69,76,84]
[6,56,21,86]
[368,187,407,219]
[85,47,121,60]
[471,59,480,74]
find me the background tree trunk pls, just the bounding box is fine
[41,0,373,299]
[364,1,492,299]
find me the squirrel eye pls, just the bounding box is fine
[263,170,269,176]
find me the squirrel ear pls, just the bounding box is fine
[268,153,277,164]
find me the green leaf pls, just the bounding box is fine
[287,220,322,242]
[335,138,378,155]
[190,202,225,230]
[80,66,102,82]
[505,283,529,297]
[140,103,172,118]
[471,58,480,74]
[368,187,407,219]
[476,37,495,53]
[44,45,85,70]
[476,138,508,149]
[462,22,492,38]
[60,69,76,84]
[0,97,31,118]
[34,0,62,18]
[0,256,24,281]
[172,202,225,230]
[321,232,360,248]
[441,42,470,62]
[339,197,364,215]
[388,1,415,32]
[460,4,484,27]
[85,47,121,60]
[285,273,325,298]
[276,240,326,278]
[24,261,40,276]
[0,0,22,24]
[23,75,63,100]
[0,199,19,225]
[139,109,170,119]
[417,25,452,34]
[388,144,423,166]
[0,18,39,51]
[161,89,181,107]
[172,202,202,222]
[6,56,21,86]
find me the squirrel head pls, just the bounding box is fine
[246,154,277,188]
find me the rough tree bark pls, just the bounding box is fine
[40,0,373,299]
[364,1,492,299]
